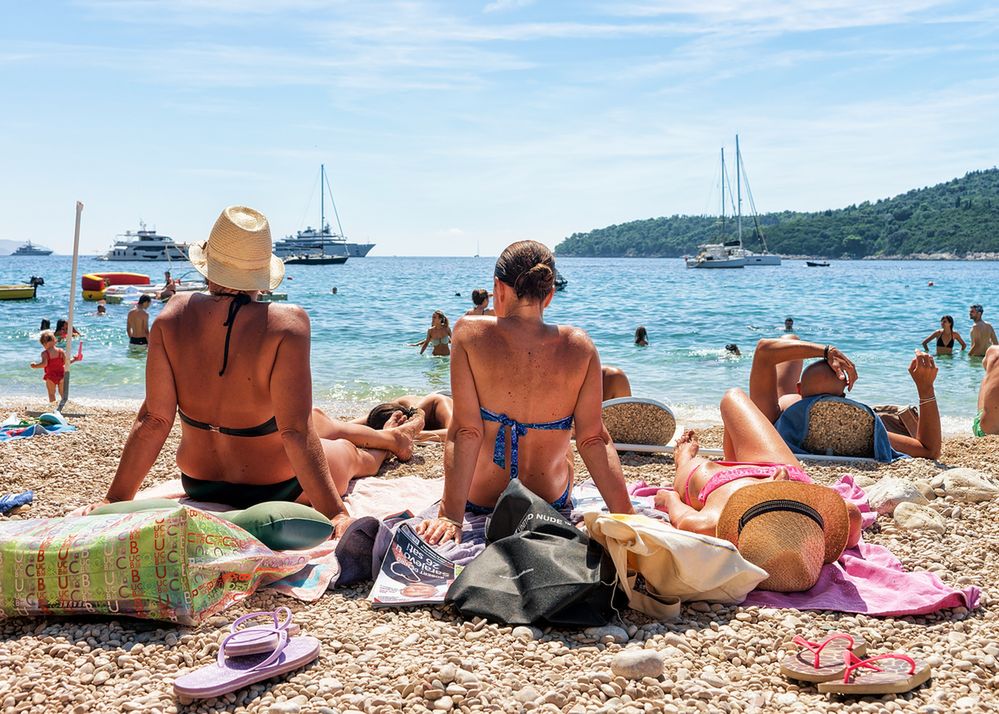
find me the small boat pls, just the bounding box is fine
[12,241,53,256]
[686,243,746,269]
[284,253,348,265]
[806,261,830,267]
[0,277,44,300]
[554,269,568,291]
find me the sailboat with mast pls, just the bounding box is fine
[685,136,780,268]
[278,164,350,265]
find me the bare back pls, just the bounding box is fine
[456,315,593,504]
[154,292,306,484]
[127,308,149,339]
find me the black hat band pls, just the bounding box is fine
[738,499,825,536]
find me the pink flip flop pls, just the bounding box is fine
[222,608,302,657]
[174,628,320,700]
[780,633,868,682]
[817,651,932,695]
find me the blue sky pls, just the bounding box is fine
[2,0,997,255]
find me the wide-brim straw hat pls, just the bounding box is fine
[716,481,850,592]
[189,206,285,291]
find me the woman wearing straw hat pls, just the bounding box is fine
[655,388,863,592]
[86,206,423,534]
[417,240,634,545]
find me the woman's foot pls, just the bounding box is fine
[674,429,700,467]
[385,409,425,462]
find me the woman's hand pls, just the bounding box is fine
[416,517,463,545]
[908,351,938,395]
[825,346,858,391]
[80,499,111,516]
[330,513,354,540]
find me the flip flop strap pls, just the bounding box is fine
[217,628,288,671]
[842,652,916,683]
[230,607,294,634]
[793,633,856,669]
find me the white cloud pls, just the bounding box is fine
[483,0,536,13]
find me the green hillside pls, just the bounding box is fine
[556,168,999,258]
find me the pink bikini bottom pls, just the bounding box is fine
[683,461,810,506]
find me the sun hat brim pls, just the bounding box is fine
[716,481,850,565]
[189,240,285,292]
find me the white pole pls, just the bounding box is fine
[58,201,83,411]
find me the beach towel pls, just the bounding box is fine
[0,414,76,442]
[742,475,979,616]
[775,396,905,463]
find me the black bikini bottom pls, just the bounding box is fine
[181,473,303,509]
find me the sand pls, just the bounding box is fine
[1,398,998,714]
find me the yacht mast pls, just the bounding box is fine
[320,164,326,233]
[736,134,742,246]
[720,147,726,238]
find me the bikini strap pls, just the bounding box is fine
[219,293,252,376]
[480,408,573,480]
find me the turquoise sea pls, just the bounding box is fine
[1,255,994,433]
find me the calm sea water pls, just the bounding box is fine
[1,255,994,432]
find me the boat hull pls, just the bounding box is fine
[0,284,37,300]
[686,258,746,268]
[345,243,375,257]
[284,255,349,265]
[743,254,781,266]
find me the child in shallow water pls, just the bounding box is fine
[30,330,78,406]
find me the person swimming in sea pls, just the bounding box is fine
[921,315,966,356]
[634,326,649,346]
[415,310,452,356]
[465,289,494,316]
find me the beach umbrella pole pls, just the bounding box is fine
[58,201,83,412]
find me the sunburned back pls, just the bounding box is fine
[157,292,296,483]
[461,317,591,502]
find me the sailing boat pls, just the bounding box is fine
[685,147,746,269]
[280,164,349,266]
[726,135,781,266]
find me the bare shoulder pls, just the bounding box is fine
[558,324,596,353]
[452,314,493,343]
[266,302,311,336]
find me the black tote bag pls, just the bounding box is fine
[447,480,624,627]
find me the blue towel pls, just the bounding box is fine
[0,421,76,442]
[0,490,33,515]
[775,395,906,463]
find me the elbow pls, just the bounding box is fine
[450,424,483,445]
[135,411,173,440]
[577,429,612,451]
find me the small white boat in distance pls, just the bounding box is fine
[685,243,747,268]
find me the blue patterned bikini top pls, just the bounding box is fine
[480,407,574,480]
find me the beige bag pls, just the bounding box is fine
[584,513,768,619]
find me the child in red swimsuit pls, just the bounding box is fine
[30,330,77,406]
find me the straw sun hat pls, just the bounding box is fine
[189,206,285,291]
[716,481,850,592]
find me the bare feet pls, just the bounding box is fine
[386,409,425,462]
[674,429,700,466]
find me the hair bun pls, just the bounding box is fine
[514,262,554,298]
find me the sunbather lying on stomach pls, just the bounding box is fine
[417,241,635,545]
[975,345,999,436]
[321,392,454,443]
[655,388,864,591]
[750,336,941,460]
[84,207,423,535]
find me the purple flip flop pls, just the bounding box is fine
[223,608,302,657]
[174,628,320,700]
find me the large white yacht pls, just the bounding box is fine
[103,224,189,261]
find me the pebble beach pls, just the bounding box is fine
[1,399,998,714]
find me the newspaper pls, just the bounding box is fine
[368,523,461,607]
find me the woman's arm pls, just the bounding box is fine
[921,330,940,351]
[417,323,482,544]
[956,332,967,350]
[887,353,941,460]
[269,306,349,526]
[418,330,431,355]
[749,339,857,422]
[101,320,178,506]
[573,342,634,514]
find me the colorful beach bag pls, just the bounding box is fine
[0,506,307,625]
[583,512,768,619]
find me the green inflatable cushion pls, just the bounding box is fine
[90,500,333,551]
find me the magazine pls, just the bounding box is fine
[368,523,462,607]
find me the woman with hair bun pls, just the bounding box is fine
[417,240,634,544]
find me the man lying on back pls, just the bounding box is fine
[749,336,941,460]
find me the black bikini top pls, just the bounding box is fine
[219,293,252,376]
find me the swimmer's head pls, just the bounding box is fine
[725,343,741,356]
[941,315,954,329]
[635,326,648,344]
[784,317,794,330]
[970,304,984,320]
[799,359,846,397]
[432,310,448,328]
[366,402,417,430]
[471,289,489,307]
[39,330,55,346]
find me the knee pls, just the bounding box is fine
[721,387,748,410]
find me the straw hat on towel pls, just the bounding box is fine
[716,481,850,592]
[189,206,285,291]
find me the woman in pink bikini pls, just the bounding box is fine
[655,388,862,591]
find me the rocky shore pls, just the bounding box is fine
[1,400,997,714]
